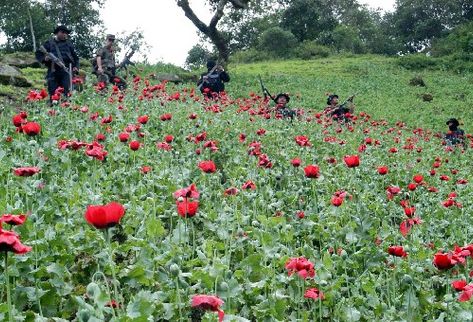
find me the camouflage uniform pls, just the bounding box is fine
[96,46,116,83]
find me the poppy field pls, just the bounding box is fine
[1,57,473,321]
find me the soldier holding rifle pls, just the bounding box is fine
[324,94,355,121]
[197,60,230,98]
[35,25,79,103]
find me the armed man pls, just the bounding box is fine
[324,94,355,121]
[94,34,118,85]
[197,60,230,98]
[35,25,79,103]
[445,118,465,146]
[274,93,296,120]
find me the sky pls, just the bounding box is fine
[0,0,395,66]
[102,0,396,67]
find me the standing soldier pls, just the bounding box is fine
[94,34,117,85]
[35,25,79,102]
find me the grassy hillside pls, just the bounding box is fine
[230,55,473,132]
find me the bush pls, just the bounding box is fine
[230,49,271,64]
[293,41,331,60]
[397,54,438,70]
[409,76,426,87]
[258,27,298,58]
[185,44,211,70]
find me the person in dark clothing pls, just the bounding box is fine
[323,94,354,121]
[274,93,295,119]
[445,118,465,146]
[35,25,79,102]
[197,60,230,98]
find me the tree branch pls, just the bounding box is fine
[209,0,227,29]
[177,0,210,34]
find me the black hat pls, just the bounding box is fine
[206,60,216,70]
[275,93,290,102]
[327,94,339,105]
[54,25,71,34]
[446,118,460,127]
[106,34,116,40]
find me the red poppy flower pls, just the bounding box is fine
[295,135,311,147]
[331,196,343,207]
[95,133,106,141]
[174,184,200,200]
[404,207,416,217]
[84,202,125,229]
[191,295,224,322]
[377,166,388,175]
[176,199,199,218]
[164,135,174,143]
[344,155,360,168]
[413,174,424,183]
[137,115,149,124]
[100,115,113,124]
[22,122,41,136]
[198,160,216,173]
[85,142,108,161]
[160,113,172,121]
[140,166,152,174]
[459,285,473,302]
[118,132,130,142]
[407,183,417,191]
[285,257,316,279]
[129,140,141,151]
[224,187,239,196]
[452,279,468,291]
[291,158,301,167]
[242,180,256,190]
[304,288,325,301]
[0,229,32,254]
[189,113,198,119]
[0,214,27,226]
[13,167,41,177]
[304,165,320,178]
[12,114,27,127]
[388,246,408,257]
[433,252,457,270]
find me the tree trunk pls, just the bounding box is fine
[177,0,230,63]
[26,0,36,52]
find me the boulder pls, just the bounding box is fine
[1,52,41,68]
[0,64,32,87]
[152,73,182,83]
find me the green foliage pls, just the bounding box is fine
[258,27,297,58]
[185,44,212,70]
[293,41,331,60]
[331,25,366,54]
[431,21,473,57]
[397,54,438,71]
[230,48,271,63]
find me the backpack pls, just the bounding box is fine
[202,72,222,92]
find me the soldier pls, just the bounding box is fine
[197,60,230,98]
[274,93,296,119]
[445,118,465,146]
[94,34,118,85]
[324,94,355,121]
[35,25,79,102]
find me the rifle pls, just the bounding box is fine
[258,75,275,102]
[197,61,220,91]
[340,94,355,108]
[117,49,135,70]
[39,46,71,75]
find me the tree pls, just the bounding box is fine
[185,44,212,69]
[0,0,104,57]
[391,0,473,53]
[258,27,298,57]
[176,0,280,62]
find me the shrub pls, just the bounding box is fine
[293,41,331,60]
[258,27,298,58]
[398,54,438,70]
[230,49,271,64]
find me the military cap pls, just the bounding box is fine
[275,93,290,102]
[54,25,71,34]
[446,118,460,127]
[106,34,116,41]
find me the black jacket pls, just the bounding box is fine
[36,38,79,70]
[197,70,230,93]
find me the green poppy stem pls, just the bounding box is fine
[5,252,13,322]
[105,228,121,317]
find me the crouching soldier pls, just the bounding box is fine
[274,93,296,119]
[445,118,465,146]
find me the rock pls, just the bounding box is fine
[151,73,182,83]
[1,52,41,68]
[422,93,433,102]
[409,76,426,87]
[0,64,32,87]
